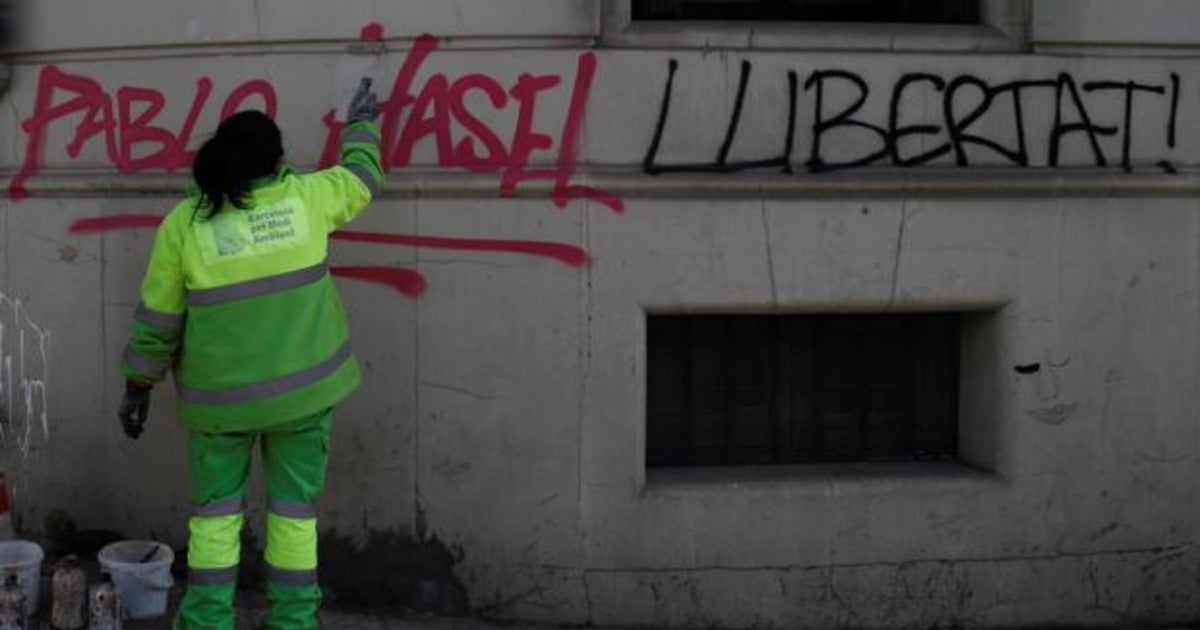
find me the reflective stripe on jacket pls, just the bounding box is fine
[121,120,383,432]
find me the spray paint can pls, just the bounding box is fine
[335,22,385,118]
[51,555,87,629]
[87,575,121,630]
[0,572,26,629]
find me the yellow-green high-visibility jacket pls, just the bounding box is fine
[121,121,383,433]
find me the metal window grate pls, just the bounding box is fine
[631,0,980,24]
[646,313,960,467]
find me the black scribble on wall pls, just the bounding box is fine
[1081,80,1166,172]
[642,58,1183,176]
[643,59,798,175]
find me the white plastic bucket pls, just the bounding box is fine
[0,540,43,615]
[97,541,174,620]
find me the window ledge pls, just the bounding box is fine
[600,0,1029,53]
[604,22,1019,53]
[643,461,1000,495]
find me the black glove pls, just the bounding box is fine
[346,77,380,123]
[118,380,151,439]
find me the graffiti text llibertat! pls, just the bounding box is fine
[644,59,1182,175]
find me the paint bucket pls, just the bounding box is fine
[97,541,174,620]
[0,540,43,615]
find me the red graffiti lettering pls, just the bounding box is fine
[117,87,175,171]
[318,110,347,169]
[360,22,385,42]
[394,74,454,167]
[551,53,623,212]
[318,34,621,211]
[499,73,561,197]
[449,74,509,172]
[11,66,108,199]
[219,79,278,121]
[36,26,619,302]
[69,90,118,162]
[10,66,274,199]
[15,28,622,213]
[380,34,439,168]
[176,78,214,167]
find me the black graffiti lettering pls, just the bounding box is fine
[714,62,797,173]
[805,70,889,173]
[944,76,1038,167]
[993,80,1059,167]
[1168,72,1180,149]
[779,71,798,175]
[1083,80,1166,172]
[1050,73,1119,167]
[715,60,752,165]
[889,73,950,167]
[714,69,799,174]
[642,59,678,176]
[641,59,1181,175]
[643,59,797,174]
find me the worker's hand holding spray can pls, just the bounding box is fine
[347,77,381,122]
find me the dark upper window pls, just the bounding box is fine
[647,313,960,467]
[0,1,14,50]
[632,0,980,24]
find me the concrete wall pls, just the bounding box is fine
[2,1,1199,626]
[1032,0,1200,52]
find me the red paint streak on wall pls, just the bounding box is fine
[69,215,589,267]
[331,266,425,297]
[66,214,590,295]
[360,22,385,42]
[69,214,428,295]
[333,229,590,267]
[68,214,165,233]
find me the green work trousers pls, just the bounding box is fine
[176,408,331,630]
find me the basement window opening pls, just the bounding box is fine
[631,0,981,25]
[646,313,960,467]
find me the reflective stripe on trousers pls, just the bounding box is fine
[266,500,318,584]
[188,504,243,583]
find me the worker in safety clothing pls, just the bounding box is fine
[116,78,383,629]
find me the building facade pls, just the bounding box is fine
[1,1,1198,626]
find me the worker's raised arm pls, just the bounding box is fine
[312,77,384,231]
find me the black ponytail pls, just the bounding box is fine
[192,110,283,218]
